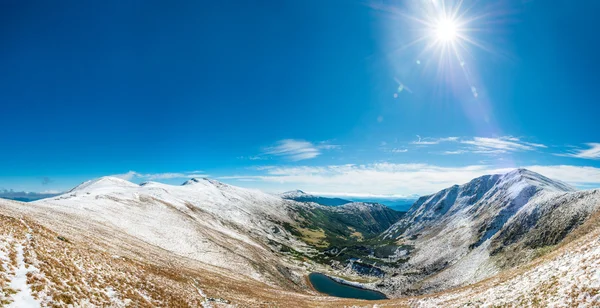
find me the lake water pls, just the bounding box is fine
[308,273,387,300]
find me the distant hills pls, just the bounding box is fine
[279,189,417,211]
[279,190,353,206]
[0,189,60,202]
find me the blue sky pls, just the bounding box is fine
[1,0,599,196]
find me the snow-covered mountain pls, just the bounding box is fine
[6,176,315,290]
[377,168,600,296]
[279,190,352,206]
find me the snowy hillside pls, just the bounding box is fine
[408,208,600,307]
[376,168,599,296]
[7,177,315,289]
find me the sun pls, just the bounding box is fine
[435,18,458,42]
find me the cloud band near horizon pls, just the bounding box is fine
[219,163,600,196]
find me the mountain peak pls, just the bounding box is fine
[386,168,577,239]
[68,176,138,193]
[279,190,308,198]
[505,168,535,178]
[182,177,227,187]
[501,168,575,193]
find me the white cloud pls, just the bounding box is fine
[263,139,339,161]
[220,163,600,196]
[391,148,408,153]
[461,136,547,153]
[111,171,208,181]
[556,143,600,160]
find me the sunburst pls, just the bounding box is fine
[387,0,493,97]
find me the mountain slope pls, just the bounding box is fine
[290,202,404,247]
[0,201,381,307]
[408,207,600,307]
[376,169,599,296]
[11,177,316,290]
[280,190,352,206]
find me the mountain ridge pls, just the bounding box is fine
[374,168,598,296]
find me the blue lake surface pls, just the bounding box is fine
[308,273,387,300]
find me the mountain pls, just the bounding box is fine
[0,177,403,302]
[279,190,352,206]
[6,176,316,292]
[376,168,600,296]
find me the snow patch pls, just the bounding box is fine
[8,240,41,308]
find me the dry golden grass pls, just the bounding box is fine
[349,228,364,242]
[298,227,329,248]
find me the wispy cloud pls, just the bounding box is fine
[411,135,459,145]
[220,163,600,196]
[443,150,467,155]
[316,141,341,150]
[263,139,339,161]
[414,136,546,155]
[460,136,546,153]
[237,155,267,161]
[112,171,208,181]
[556,143,600,160]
